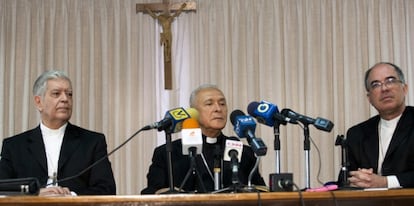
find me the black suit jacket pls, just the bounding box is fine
[0,123,116,195]
[343,106,414,187]
[141,134,266,194]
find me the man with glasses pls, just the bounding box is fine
[342,62,414,189]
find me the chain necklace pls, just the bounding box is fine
[45,150,59,186]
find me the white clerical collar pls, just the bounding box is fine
[40,122,68,135]
[205,137,217,144]
[380,114,401,128]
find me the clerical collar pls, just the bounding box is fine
[205,137,217,144]
[380,114,402,127]
[40,122,68,135]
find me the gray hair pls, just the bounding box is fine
[33,70,71,96]
[189,84,221,107]
[364,62,405,91]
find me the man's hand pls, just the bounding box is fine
[348,168,388,188]
[39,186,73,196]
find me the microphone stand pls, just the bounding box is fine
[303,124,311,189]
[179,147,206,193]
[212,153,244,194]
[273,123,281,173]
[214,155,262,193]
[335,135,349,188]
[213,145,222,191]
[228,151,242,193]
[163,132,179,194]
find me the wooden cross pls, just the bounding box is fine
[137,0,196,90]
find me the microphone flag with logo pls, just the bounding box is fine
[181,118,203,155]
[223,139,243,162]
[247,101,297,126]
[147,107,199,134]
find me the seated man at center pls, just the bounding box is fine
[141,84,265,194]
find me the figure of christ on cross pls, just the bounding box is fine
[145,3,186,63]
[137,1,196,89]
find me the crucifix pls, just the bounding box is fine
[137,0,196,89]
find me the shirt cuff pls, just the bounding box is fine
[386,175,401,188]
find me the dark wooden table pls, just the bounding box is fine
[1,188,414,206]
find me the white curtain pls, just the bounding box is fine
[1,0,413,194]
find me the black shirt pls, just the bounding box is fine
[141,133,266,194]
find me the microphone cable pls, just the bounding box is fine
[43,125,152,188]
[252,158,263,206]
[307,127,339,206]
[293,123,338,206]
[278,178,305,206]
[293,181,305,206]
[256,189,262,206]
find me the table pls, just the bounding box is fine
[1,188,414,206]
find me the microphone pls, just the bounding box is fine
[229,110,267,156]
[146,107,199,134]
[280,108,334,132]
[181,118,203,155]
[223,139,243,185]
[247,101,297,126]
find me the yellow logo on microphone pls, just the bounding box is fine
[169,108,190,120]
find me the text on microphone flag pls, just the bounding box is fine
[226,140,243,148]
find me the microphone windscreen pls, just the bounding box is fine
[280,108,291,118]
[247,100,287,126]
[247,101,260,117]
[230,109,245,125]
[182,118,199,129]
[314,117,334,132]
[185,108,199,120]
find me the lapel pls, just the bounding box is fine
[27,126,48,173]
[362,116,380,172]
[58,123,82,171]
[384,107,414,160]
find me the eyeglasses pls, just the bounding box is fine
[369,77,403,91]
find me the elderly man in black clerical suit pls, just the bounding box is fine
[0,70,116,196]
[141,84,265,194]
[343,62,414,189]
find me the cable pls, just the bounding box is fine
[256,190,262,206]
[328,189,339,206]
[44,125,151,187]
[291,181,305,206]
[310,137,339,206]
[309,137,323,185]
